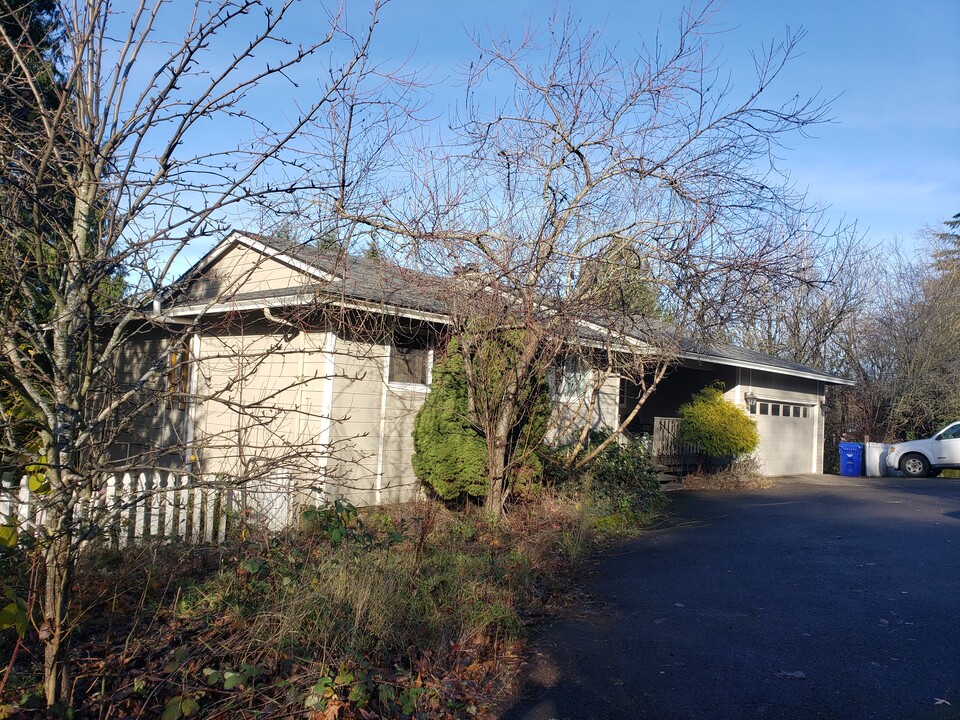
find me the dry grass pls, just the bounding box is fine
[682,457,774,491]
[2,493,609,718]
[2,484,668,718]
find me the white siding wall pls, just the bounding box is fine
[547,374,621,445]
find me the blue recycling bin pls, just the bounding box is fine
[838,442,864,477]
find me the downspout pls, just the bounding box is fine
[263,306,297,330]
[185,333,201,474]
[317,331,336,500]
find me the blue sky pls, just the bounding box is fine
[367,0,959,249]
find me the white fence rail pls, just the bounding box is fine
[0,471,302,546]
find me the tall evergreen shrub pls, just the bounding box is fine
[412,337,551,502]
[411,343,488,500]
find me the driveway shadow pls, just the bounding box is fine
[496,477,960,720]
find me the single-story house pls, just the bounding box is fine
[122,230,852,518]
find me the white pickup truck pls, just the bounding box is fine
[886,421,960,477]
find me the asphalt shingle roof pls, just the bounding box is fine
[167,230,851,385]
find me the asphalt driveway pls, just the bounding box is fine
[498,475,960,720]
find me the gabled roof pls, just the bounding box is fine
[163,230,449,320]
[161,230,853,386]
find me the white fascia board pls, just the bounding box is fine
[681,350,855,386]
[163,293,450,326]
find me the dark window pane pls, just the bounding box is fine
[759,403,769,415]
[940,424,960,440]
[771,404,780,416]
[389,334,430,384]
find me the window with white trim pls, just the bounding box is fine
[748,400,812,419]
[549,356,593,399]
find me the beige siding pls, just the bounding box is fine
[327,336,386,505]
[597,375,620,430]
[185,242,312,302]
[184,318,426,513]
[380,388,428,504]
[327,337,425,505]
[191,323,332,523]
[548,374,621,445]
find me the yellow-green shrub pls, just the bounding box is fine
[678,385,759,458]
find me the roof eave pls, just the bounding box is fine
[681,350,855,386]
[160,293,450,325]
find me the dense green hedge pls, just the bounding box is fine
[411,344,488,500]
[412,337,550,502]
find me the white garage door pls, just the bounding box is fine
[751,400,816,475]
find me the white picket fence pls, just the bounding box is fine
[0,471,301,546]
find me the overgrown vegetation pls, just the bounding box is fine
[678,386,760,460]
[0,0,839,706]
[0,481,665,718]
[565,434,667,533]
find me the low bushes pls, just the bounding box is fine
[0,493,623,718]
[557,434,666,533]
[681,455,773,490]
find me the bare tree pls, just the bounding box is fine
[728,226,875,372]
[331,6,834,513]
[829,239,960,444]
[731,211,960,455]
[0,0,392,705]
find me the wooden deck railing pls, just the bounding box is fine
[652,417,703,469]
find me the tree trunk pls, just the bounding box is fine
[481,329,542,515]
[42,524,73,706]
[483,437,510,515]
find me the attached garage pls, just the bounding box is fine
[622,349,852,476]
[750,399,817,475]
[737,365,837,475]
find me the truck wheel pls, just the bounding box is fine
[901,454,929,478]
